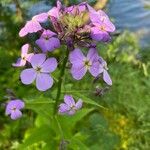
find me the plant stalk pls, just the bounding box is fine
[53,47,70,115]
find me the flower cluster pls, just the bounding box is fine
[13,1,115,90]
[8,1,115,119]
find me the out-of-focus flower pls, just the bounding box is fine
[20,54,57,91]
[12,44,33,67]
[59,95,82,115]
[19,13,48,37]
[5,100,25,120]
[98,57,112,85]
[69,48,100,80]
[88,5,115,42]
[36,29,60,52]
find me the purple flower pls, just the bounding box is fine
[59,95,83,115]
[69,48,101,80]
[19,13,48,37]
[88,7,115,42]
[12,44,34,67]
[36,29,60,52]
[20,54,57,91]
[98,57,112,85]
[5,100,25,120]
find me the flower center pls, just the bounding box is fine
[70,105,76,111]
[100,25,106,31]
[35,67,42,73]
[11,107,16,112]
[83,59,92,69]
[45,36,49,40]
[22,56,26,60]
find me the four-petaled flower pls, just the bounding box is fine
[12,44,34,67]
[20,54,57,91]
[59,95,83,115]
[5,100,25,120]
[69,48,101,80]
[88,6,115,42]
[36,29,60,52]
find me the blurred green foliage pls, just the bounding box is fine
[0,0,150,150]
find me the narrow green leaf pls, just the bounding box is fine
[73,92,107,110]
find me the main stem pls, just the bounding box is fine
[53,47,70,115]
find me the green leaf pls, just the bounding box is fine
[57,108,94,138]
[24,97,55,119]
[73,93,107,110]
[68,132,89,150]
[19,125,56,150]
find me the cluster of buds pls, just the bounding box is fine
[6,1,115,119]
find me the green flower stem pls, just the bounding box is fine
[53,47,70,115]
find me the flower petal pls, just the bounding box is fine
[32,12,48,22]
[13,100,25,109]
[58,103,70,114]
[36,38,49,53]
[36,73,53,91]
[71,65,87,80]
[30,54,46,68]
[103,20,116,32]
[25,20,42,33]
[12,58,26,67]
[64,95,75,107]
[41,58,57,73]
[75,99,83,110]
[91,27,110,42]
[48,7,59,18]
[103,70,112,85]
[10,110,22,120]
[67,110,76,115]
[41,29,56,38]
[69,48,85,64]
[89,61,100,77]
[20,68,36,84]
[47,37,60,51]
[21,44,29,56]
[87,48,99,62]
[19,26,27,37]
[26,53,34,62]
[36,37,60,52]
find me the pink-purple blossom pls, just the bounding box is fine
[59,95,82,115]
[20,54,57,91]
[19,13,48,37]
[36,29,60,52]
[88,6,115,42]
[5,100,25,120]
[12,44,33,67]
[69,48,101,80]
